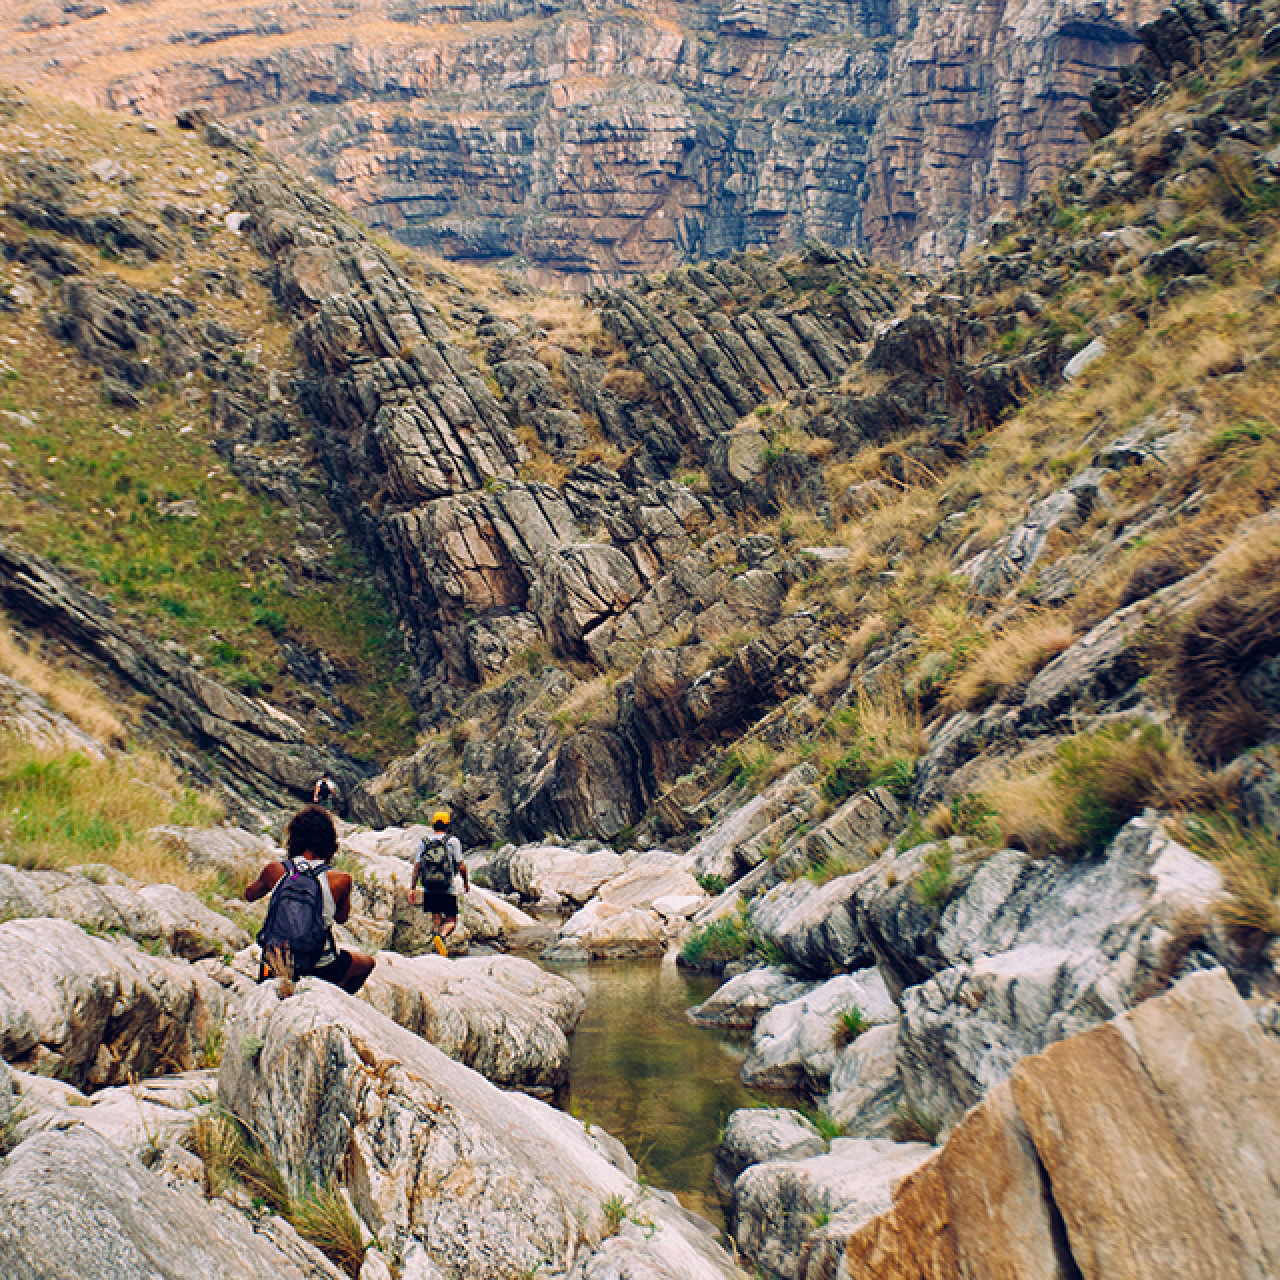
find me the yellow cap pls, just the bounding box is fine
[432,810,451,826]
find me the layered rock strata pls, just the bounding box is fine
[0,0,1168,280]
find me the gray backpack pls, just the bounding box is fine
[416,833,454,893]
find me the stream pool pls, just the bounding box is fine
[545,958,802,1227]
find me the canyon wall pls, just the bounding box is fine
[0,0,1164,283]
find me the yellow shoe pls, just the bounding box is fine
[432,934,448,957]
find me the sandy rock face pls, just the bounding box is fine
[359,951,584,1094]
[0,1126,346,1280]
[0,918,226,1088]
[219,981,746,1280]
[840,969,1280,1280]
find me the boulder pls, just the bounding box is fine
[713,1107,826,1197]
[0,1126,346,1279]
[219,982,745,1279]
[559,899,669,958]
[598,851,705,915]
[0,864,248,961]
[688,765,821,883]
[359,951,584,1094]
[750,870,878,977]
[732,1138,935,1280]
[840,970,1280,1280]
[152,825,275,880]
[743,969,897,1091]
[0,918,226,1088]
[10,1066,216,1159]
[688,967,817,1030]
[896,819,1230,1130]
[508,845,625,907]
[823,1024,902,1139]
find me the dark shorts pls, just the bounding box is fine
[421,891,458,918]
[311,950,354,986]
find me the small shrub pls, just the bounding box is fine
[832,1005,869,1048]
[822,748,871,803]
[679,915,751,970]
[802,1106,844,1143]
[1053,722,1174,857]
[601,1193,630,1236]
[696,872,727,895]
[947,793,1001,845]
[290,1184,367,1277]
[913,843,953,910]
[869,755,914,801]
[200,1023,226,1070]
[806,853,856,886]
[241,1033,265,1068]
[890,1103,941,1145]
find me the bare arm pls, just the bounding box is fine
[327,871,353,924]
[245,862,285,902]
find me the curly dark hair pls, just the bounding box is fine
[285,806,338,862]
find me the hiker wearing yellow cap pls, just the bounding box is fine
[410,810,469,956]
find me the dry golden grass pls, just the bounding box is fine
[0,624,128,747]
[945,613,1076,711]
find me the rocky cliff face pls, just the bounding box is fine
[0,0,1167,282]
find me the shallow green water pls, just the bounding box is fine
[548,958,799,1226]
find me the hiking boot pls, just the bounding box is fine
[433,934,448,957]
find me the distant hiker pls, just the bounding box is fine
[412,810,469,957]
[246,806,375,994]
[312,775,339,811]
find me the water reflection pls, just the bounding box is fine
[547,957,802,1226]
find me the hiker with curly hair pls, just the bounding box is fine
[246,806,375,994]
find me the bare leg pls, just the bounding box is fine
[342,952,375,994]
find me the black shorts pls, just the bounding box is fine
[311,951,354,986]
[421,891,458,918]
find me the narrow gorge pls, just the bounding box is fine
[3,0,1280,1277]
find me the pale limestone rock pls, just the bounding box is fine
[743,969,897,1090]
[733,1138,935,1280]
[559,899,668,957]
[219,982,746,1279]
[509,845,625,906]
[713,1107,826,1196]
[749,868,878,976]
[0,1126,347,1279]
[688,764,821,883]
[0,918,226,1088]
[823,1023,901,1138]
[0,863,247,960]
[359,951,583,1093]
[687,966,817,1030]
[598,851,705,913]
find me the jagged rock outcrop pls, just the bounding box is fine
[837,969,1280,1280]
